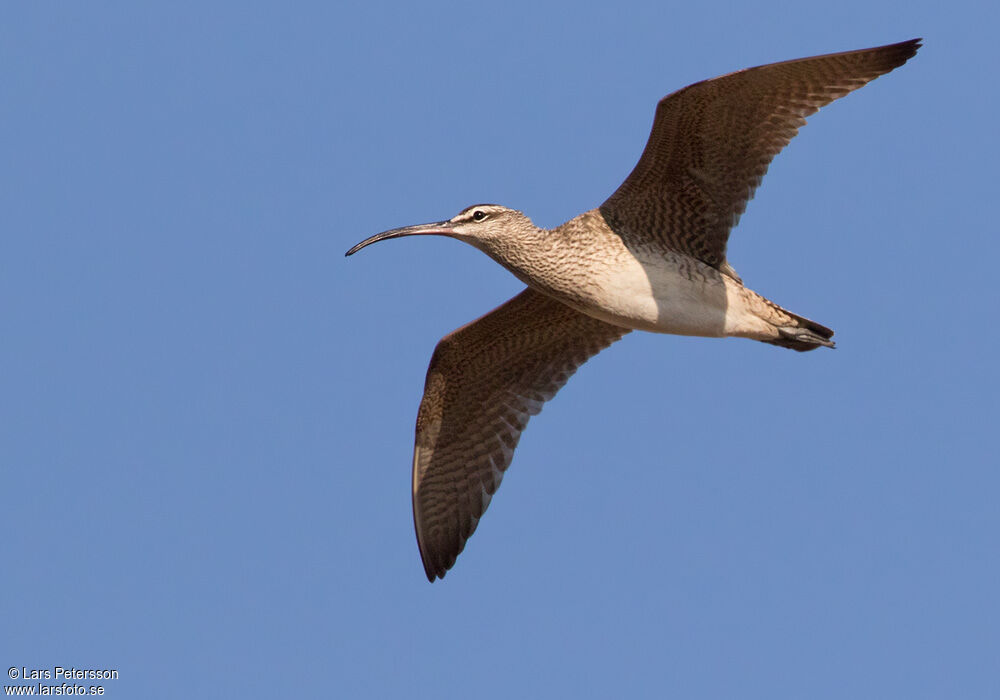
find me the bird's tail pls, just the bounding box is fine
[763,305,835,352]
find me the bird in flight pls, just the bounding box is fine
[346,39,920,581]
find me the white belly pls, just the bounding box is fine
[553,248,762,338]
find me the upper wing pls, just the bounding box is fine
[412,288,629,581]
[600,39,920,270]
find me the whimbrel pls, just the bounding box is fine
[346,39,920,581]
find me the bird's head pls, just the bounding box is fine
[345,204,535,257]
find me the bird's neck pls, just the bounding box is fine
[476,209,618,305]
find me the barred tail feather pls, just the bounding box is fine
[765,310,835,351]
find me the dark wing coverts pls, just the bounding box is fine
[600,39,920,270]
[412,288,628,580]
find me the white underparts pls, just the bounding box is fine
[556,247,776,340]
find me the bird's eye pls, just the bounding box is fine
[472,210,487,222]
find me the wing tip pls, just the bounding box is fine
[423,563,440,583]
[888,37,922,64]
[419,545,451,583]
[862,38,921,81]
[413,505,444,583]
[413,504,454,583]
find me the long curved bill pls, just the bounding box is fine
[345,220,456,257]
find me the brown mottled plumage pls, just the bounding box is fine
[346,40,920,581]
[412,289,627,580]
[602,39,921,272]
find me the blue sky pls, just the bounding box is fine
[2,1,996,698]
